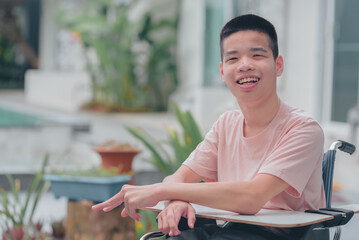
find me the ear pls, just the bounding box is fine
[275,55,284,77]
[220,62,225,83]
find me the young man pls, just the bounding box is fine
[92,14,325,239]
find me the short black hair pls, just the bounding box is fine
[220,14,278,61]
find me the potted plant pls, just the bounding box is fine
[0,155,51,239]
[126,103,202,174]
[93,140,141,175]
[44,167,131,203]
[56,0,181,112]
[44,168,136,239]
[127,103,216,183]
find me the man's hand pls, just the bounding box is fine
[157,200,196,237]
[91,184,161,222]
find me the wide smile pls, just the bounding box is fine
[236,77,260,85]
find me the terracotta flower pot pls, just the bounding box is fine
[93,147,140,174]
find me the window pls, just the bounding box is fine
[331,0,359,122]
[203,0,224,87]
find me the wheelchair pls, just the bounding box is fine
[140,140,356,240]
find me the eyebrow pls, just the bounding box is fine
[223,50,239,58]
[250,47,268,53]
[223,47,268,58]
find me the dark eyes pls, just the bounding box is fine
[225,57,238,63]
[225,54,266,62]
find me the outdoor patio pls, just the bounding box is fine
[0,89,171,238]
[1,0,359,239]
[1,89,359,239]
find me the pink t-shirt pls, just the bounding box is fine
[183,100,326,211]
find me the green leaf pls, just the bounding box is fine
[20,154,49,225]
[29,181,50,223]
[126,126,174,175]
[167,126,189,168]
[143,210,159,231]
[125,102,203,175]
[172,102,203,151]
[0,190,17,226]
[5,174,20,203]
[184,111,203,146]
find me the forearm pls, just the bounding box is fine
[162,174,183,184]
[156,174,289,215]
[161,165,202,207]
[157,181,261,214]
[159,166,259,213]
[162,165,202,184]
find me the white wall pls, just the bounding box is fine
[171,0,206,121]
[279,0,323,121]
[25,70,92,112]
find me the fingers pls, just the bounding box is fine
[124,199,141,222]
[167,208,182,236]
[91,184,150,222]
[187,206,196,229]
[92,186,127,211]
[158,210,179,236]
[121,208,141,222]
[158,201,193,236]
[91,196,123,212]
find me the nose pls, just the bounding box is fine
[237,57,254,72]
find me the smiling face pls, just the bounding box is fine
[220,30,283,104]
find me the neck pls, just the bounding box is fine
[238,95,280,137]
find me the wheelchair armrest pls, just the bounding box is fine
[305,208,354,228]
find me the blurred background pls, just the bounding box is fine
[1,0,359,239]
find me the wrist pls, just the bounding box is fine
[154,182,168,202]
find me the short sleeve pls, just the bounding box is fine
[182,115,225,180]
[258,120,324,198]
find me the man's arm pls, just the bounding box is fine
[91,165,202,217]
[92,171,288,218]
[92,167,288,236]
[162,165,203,184]
[157,173,289,215]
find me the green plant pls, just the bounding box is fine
[0,0,39,69]
[126,102,203,175]
[0,155,50,237]
[135,210,163,240]
[50,167,118,177]
[57,0,180,112]
[128,103,202,239]
[2,223,51,240]
[137,3,180,111]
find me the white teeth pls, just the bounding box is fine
[237,77,259,84]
